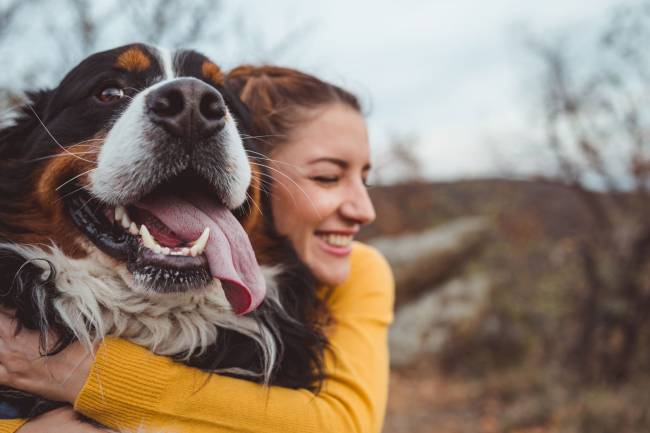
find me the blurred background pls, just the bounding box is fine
[2,0,650,431]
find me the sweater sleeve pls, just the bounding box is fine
[0,419,26,433]
[74,243,395,433]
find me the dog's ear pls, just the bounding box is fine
[219,84,267,228]
[0,89,52,159]
[217,84,253,137]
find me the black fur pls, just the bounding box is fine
[0,248,69,417]
[183,234,327,390]
[0,44,327,419]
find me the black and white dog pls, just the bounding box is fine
[0,44,326,419]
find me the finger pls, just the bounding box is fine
[46,406,77,418]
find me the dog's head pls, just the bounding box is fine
[0,43,264,314]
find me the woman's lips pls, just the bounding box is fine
[315,231,354,257]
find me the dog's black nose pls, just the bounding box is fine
[146,78,226,142]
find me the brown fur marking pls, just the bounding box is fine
[11,140,103,258]
[202,61,224,84]
[241,163,262,233]
[115,47,151,72]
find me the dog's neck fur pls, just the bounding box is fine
[4,243,277,377]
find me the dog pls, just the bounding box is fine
[0,43,327,420]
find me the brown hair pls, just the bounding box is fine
[225,65,361,154]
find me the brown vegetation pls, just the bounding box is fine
[365,177,650,433]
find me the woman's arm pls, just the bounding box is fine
[0,420,25,433]
[0,311,95,433]
[1,243,394,433]
[76,243,394,433]
[13,407,104,433]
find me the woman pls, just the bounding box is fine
[0,65,394,433]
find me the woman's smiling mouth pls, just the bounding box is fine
[315,231,355,256]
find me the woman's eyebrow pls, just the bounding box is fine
[308,157,348,168]
[308,158,372,171]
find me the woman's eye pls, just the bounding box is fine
[312,176,339,184]
[96,86,125,103]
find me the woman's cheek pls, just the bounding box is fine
[293,184,329,225]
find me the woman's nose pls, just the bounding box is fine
[341,184,376,225]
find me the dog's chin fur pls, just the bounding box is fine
[1,242,278,377]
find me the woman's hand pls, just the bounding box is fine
[0,309,92,404]
[16,406,106,433]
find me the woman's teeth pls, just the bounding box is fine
[114,205,209,257]
[319,233,353,247]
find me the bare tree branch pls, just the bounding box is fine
[527,1,650,382]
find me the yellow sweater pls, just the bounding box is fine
[1,243,394,433]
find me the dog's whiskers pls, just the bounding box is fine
[26,105,97,164]
[74,137,105,144]
[56,184,91,203]
[241,133,287,141]
[26,150,100,163]
[249,161,322,219]
[246,150,309,174]
[245,190,264,217]
[55,168,97,192]
[247,155,304,171]
[27,139,103,163]
[251,169,292,199]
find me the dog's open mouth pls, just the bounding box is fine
[62,172,264,314]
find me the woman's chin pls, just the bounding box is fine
[310,249,351,287]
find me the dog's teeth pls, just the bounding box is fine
[121,212,131,229]
[129,222,139,236]
[190,227,210,256]
[115,205,130,228]
[115,206,125,222]
[169,247,192,256]
[140,225,157,250]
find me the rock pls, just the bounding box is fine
[389,274,490,367]
[370,217,490,305]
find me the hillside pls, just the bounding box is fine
[362,179,649,433]
[361,178,595,242]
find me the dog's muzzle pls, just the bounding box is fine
[146,78,227,143]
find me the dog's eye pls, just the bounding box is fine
[96,86,125,103]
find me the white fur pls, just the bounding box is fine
[4,243,279,381]
[0,91,29,130]
[90,72,251,209]
[89,78,188,205]
[0,107,20,130]
[155,46,175,80]
[220,118,251,208]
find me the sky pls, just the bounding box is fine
[0,0,629,182]
[230,0,626,181]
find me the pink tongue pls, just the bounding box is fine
[136,193,265,315]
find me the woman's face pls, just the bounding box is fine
[269,103,376,286]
